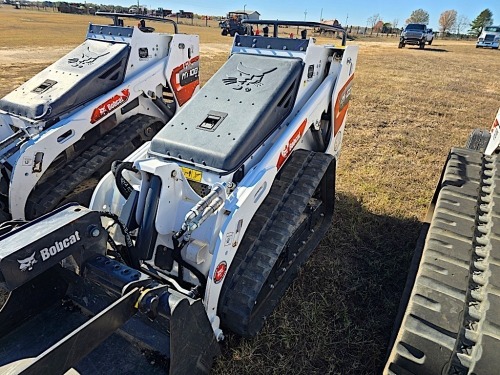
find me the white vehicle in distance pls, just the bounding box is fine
[426,28,434,45]
[476,26,500,49]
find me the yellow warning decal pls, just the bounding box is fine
[181,167,202,182]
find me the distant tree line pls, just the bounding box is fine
[6,1,206,19]
[365,8,494,38]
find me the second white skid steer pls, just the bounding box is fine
[0,21,358,374]
[0,12,200,222]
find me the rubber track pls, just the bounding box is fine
[218,149,334,337]
[25,114,163,219]
[385,147,500,374]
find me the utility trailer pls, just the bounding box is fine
[0,21,357,374]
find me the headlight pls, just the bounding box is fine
[495,36,500,41]
[479,38,484,41]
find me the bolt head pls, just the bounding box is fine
[88,225,101,238]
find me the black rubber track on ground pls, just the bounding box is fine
[385,147,500,374]
[218,149,335,337]
[25,114,163,219]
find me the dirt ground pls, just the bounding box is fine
[1,7,500,375]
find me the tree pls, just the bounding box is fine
[406,9,429,24]
[367,13,381,28]
[393,18,399,30]
[367,13,381,35]
[469,9,493,36]
[439,10,457,34]
[455,15,470,37]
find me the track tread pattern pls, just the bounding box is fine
[25,114,163,219]
[218,150,334,337]
[385,147,500,375]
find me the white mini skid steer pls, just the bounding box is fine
[0,12,200,222]
[0,21,358,374]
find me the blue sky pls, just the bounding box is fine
[125,1,500,30]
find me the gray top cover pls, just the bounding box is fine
[150,53,303,172]
[0,39,129,121]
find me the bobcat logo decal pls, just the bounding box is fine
[17,252,37,272]
[223,62,277,92]
[68,50,110,68]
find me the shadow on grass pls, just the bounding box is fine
[421,47,448,52]
[405,46,448,52]
[213,192,421,375]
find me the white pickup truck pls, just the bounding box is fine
[425,28,434,45]
[476,25,500,49]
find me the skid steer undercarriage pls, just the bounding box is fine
[0,20,357,374]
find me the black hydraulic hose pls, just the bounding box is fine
[112,161,137,199]
[106,235,126,264]
[0,130,23,151]
[99,211,134,266]
[105,170,207,289]
[172,235,207,289]
[133,175,162,266]
[0,165,10,185]
[153,96,175,119]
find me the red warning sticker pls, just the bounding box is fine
[214,261,228,284]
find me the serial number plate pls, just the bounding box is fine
[181,167,202,182]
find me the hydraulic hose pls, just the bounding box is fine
[112,161,137,199]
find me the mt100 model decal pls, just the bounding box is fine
[91,89,130,124]
[170,56,200,106]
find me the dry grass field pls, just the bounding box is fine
[1,7,500,375]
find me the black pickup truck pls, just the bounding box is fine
[399,23,428,49]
